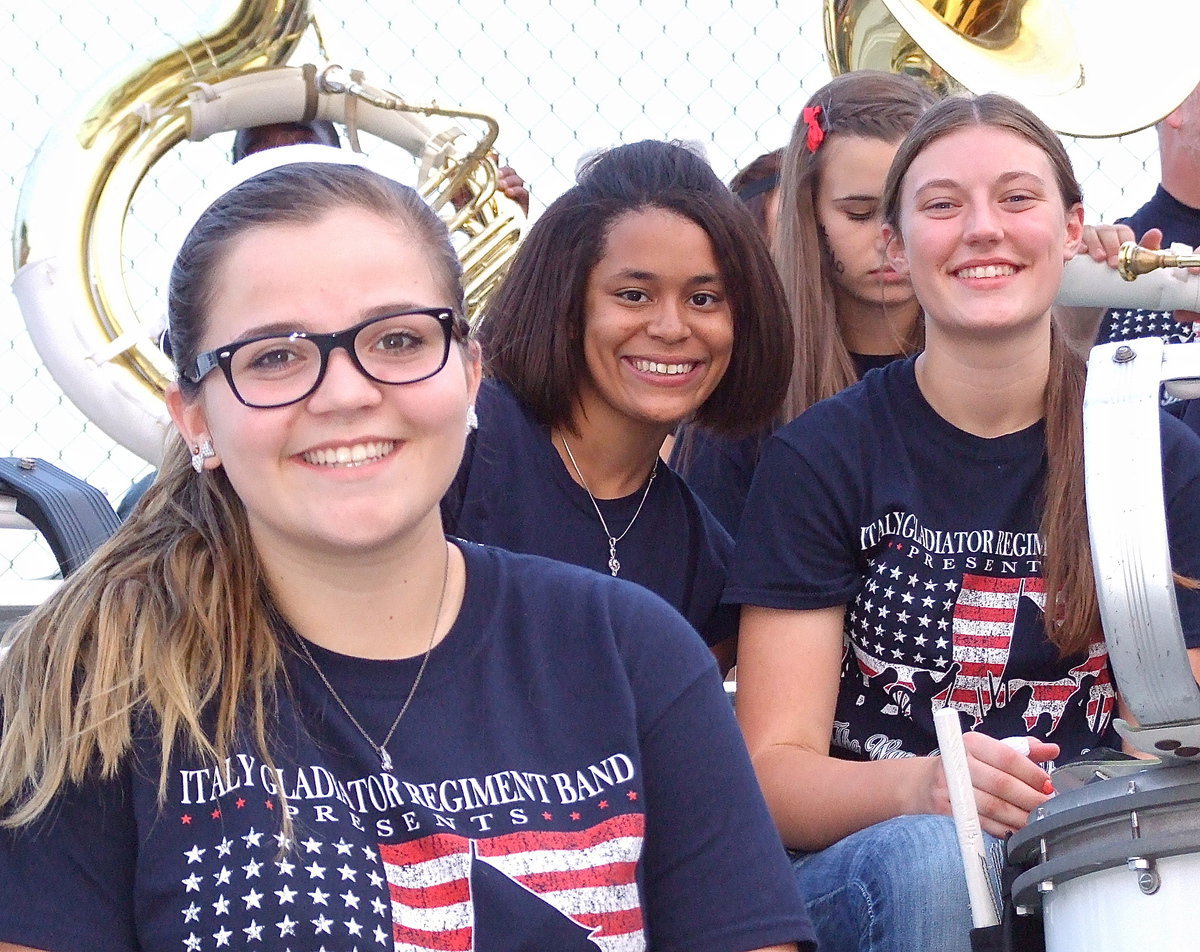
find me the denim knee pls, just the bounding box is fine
[792,814,974,952]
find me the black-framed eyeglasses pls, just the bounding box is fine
[182,308,457,409]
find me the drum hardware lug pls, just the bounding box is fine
[1130,808,1141,839]
[1035,806,1046,822]
[1127,856,1160,895]
[17,458,36,471]
[1037,879,1054,894]
[1014,905,1034,917]
[1039,837,1048,863]
[1112,344,1137,363]
[1127,779,1138,795]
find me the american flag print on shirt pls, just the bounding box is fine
[380,813,646,952]
[844,521,1115,756]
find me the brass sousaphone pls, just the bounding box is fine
[825,0,1200,308]
[11,0,523,466]
[824,0,1200,138]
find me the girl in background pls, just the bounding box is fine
[674,71,936,535]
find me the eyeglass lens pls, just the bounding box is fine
[229,311,448,407]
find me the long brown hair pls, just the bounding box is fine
[0,163,466,825]
[775,70,936,422]
[881,93,1099,656]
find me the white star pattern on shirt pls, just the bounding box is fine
[309,887,330,905]
[275,885,298,904]
[313,913,334,934]
[173,823,393,948]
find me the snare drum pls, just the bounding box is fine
[1007,762,1200,952]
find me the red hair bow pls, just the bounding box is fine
[802,106,825,153]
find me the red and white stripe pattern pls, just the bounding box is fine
[380,812,646,951]
[948,575,1045,725]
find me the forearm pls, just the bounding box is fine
[750,741,935,851]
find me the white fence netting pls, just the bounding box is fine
[0,0,1162,580]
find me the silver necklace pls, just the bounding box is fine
[560,435,657,577]
[294,542,450,773]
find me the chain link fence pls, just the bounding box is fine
[0,0,1162,581]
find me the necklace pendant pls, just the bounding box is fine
[608,540,620,576]
[379,748,394,773]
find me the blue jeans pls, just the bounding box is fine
[791,815,977,952]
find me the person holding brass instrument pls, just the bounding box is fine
[725,93,1200,952]
[671,71,936,536]
[0,148,813,952]
[443,139,794,672]
[1070,80,1200,434]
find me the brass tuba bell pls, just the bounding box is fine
[11,0,523,466]
[824,0,1200,137]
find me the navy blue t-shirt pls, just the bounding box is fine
[443,379,737,647]
[671,352,906,536]
[1118,184,1200,250]
[725,357,1200,762]
[0,542,813,952]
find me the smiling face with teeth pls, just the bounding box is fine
[884,125,1083,344]
[574,207,734,440]
[169,206,479,562]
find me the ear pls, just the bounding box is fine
[1062,203,1085,261]
[463,340,483,406]
[165,383,221,470]
[882,223,910,276]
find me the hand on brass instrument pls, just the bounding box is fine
[1079,222,1146,268]
[494,156,530,216]
[928,731,1059,838]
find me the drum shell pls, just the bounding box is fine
[1007,763,1200,952]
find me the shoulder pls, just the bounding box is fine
[457,539,713,656]
[776,356,914,449]
[475,377,537,429]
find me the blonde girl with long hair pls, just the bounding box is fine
[0,148,812,952]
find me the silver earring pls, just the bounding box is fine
[466,404,479,434]
[191,439,215,473]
